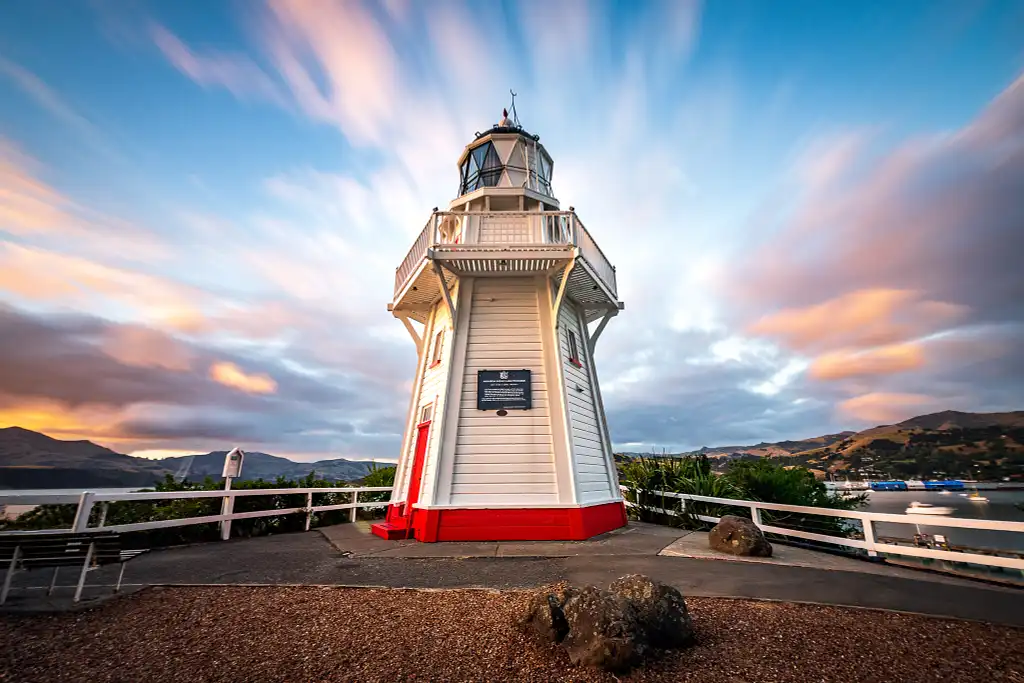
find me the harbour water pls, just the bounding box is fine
[0,487,140,520]
[862,490,1024,552]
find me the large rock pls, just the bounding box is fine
[609,574,695,648]
[708,514,773,557]
[561,586,643,672]
[522,576,694,673]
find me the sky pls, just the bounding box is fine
[0,0,1022,462]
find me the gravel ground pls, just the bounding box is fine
[1,586,1022,683]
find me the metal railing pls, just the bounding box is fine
[0,486,394,537]
[394,210,617,299]
[395,216,436,294]
[621,486,1024,572]
[572,216,617,297]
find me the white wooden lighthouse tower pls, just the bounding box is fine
[372,109,626,542]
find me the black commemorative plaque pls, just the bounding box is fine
[477,370,532,410]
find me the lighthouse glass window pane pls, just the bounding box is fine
[527,142,542,191]
[481,143,501,170]
[471,145,489,171]
[479,143,502,187]
[540,154,552,182]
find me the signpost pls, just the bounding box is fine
[220,448,245,540]
[477,370,532,411]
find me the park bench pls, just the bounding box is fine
[0,532,147,605]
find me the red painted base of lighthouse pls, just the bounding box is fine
[371,501,627,542]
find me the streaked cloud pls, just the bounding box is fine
[733,69,1024,429]
[0,140,166,259]
[151,25,287,105]
[0,0,1021,458]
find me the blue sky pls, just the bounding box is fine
[1,0,1022,460]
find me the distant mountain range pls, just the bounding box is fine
[0,427,382,489]
[682,410,1024,481]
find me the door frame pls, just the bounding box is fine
[404,420,431,537]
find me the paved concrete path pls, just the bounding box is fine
[4,522,1023,626]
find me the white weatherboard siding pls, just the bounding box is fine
[450,277,557,505]
[395,288,456,506]
[558,300,615,502]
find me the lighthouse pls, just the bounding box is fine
[372,109,626,542]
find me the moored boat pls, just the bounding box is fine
[905,501,954,515]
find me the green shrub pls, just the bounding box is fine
[619,455,867,538]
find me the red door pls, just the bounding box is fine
[403,422,431,538]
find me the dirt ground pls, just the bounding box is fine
[2,586,1022,682]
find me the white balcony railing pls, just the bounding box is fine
[394,211,617,300]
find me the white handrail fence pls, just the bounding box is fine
[572,215,617,297]
[0,486,394,538]
[621,486,1024,572]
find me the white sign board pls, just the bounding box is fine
[222,447,245,479]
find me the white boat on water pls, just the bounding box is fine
[905,501,954,515]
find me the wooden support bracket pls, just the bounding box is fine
[552,259,576,322]
[587,309,617,353]
[432,260,457,331]
[396,313,423,353]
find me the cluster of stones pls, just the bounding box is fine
[522,575,695,672]
[522,519,773,672]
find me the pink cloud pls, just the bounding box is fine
[0,139,168,260]
[209,361,277,395]
[101,325,195,372]
[809,343,926,381]
[748,288,966,353]
[0,243,206,330]
[151,24,287,105]
[838,392,938,424]
[265,0,400,146]
[732,70,1024,417]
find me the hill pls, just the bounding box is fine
[896,410,1024,431]
[0,427,380,489]
[687,411,1024,481]
[158,451,376,483]
[0,426,173,488]
[695,432,856,460]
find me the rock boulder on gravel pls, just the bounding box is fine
[522,575,694,673]
[609,574,695,648]
[561,585,644,671]
[708,514,773,557]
